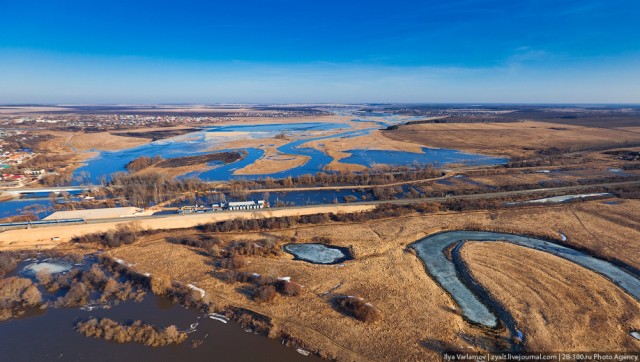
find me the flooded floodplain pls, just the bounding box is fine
[0,257,314,361]
[73,114,507,183]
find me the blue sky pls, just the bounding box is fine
[1,0,639,103]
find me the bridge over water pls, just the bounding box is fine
[0,185,97,197]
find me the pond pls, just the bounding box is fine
[284,244,353,264]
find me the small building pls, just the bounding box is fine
[23,169,46,176]
[226,200,266,211]
[211,203,224,212]
[178,205,207,213]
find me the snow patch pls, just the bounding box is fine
[187,284,206,299]
[209,313,229,324]
[186,322,198,333]
[113,258,134,267]
[22,262,72,276]
[506,193,611,205]
[296,348,311,356]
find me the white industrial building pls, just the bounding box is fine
[226,200,266,211]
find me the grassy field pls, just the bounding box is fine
[46,198,638,360]
[382,121,640,158]
[461,241,640,351]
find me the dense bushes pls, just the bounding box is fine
[72,223,140,248]
[0,254,18,277]
[75,318,187,346]
[222,239,280,258]
[334,296,381,323]
[219,271,303,300]
[197,205,417,234]
[0,277,42,309]
[97,257,208,311]
[167,234,221,256]
[219,255,245,269]
[0,276,43,321]
[40,264,145,307]
[225,165,442,190]
[253,285,277,302]
[275,279,302,296]
[225,307,272,335]
[106,172,205,208]
[125,155,164,172]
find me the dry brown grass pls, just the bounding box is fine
[9,199,640,360]
[235,153,310,175]
[461,242,640,351]
[41,131,150,152]
[382,121,640,158]
[99,200,639,360]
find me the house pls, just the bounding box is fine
[2,173,25,182]
[23,169,46,176]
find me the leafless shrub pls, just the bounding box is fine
[55,282,89,307]
[219,255,245,269]
[254,275,278,286]
[75,318,187,346]
[218,271,303,297]
[72,223,140,248]
[0,277,43,310]
[253,285,277,303]
[276,280,302,296]
[167,234,220,251]
[0,254,18,277]
[334,295,381,323]
[223,239,281,258]
[224,309,272,334]
[149,274,171,295]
